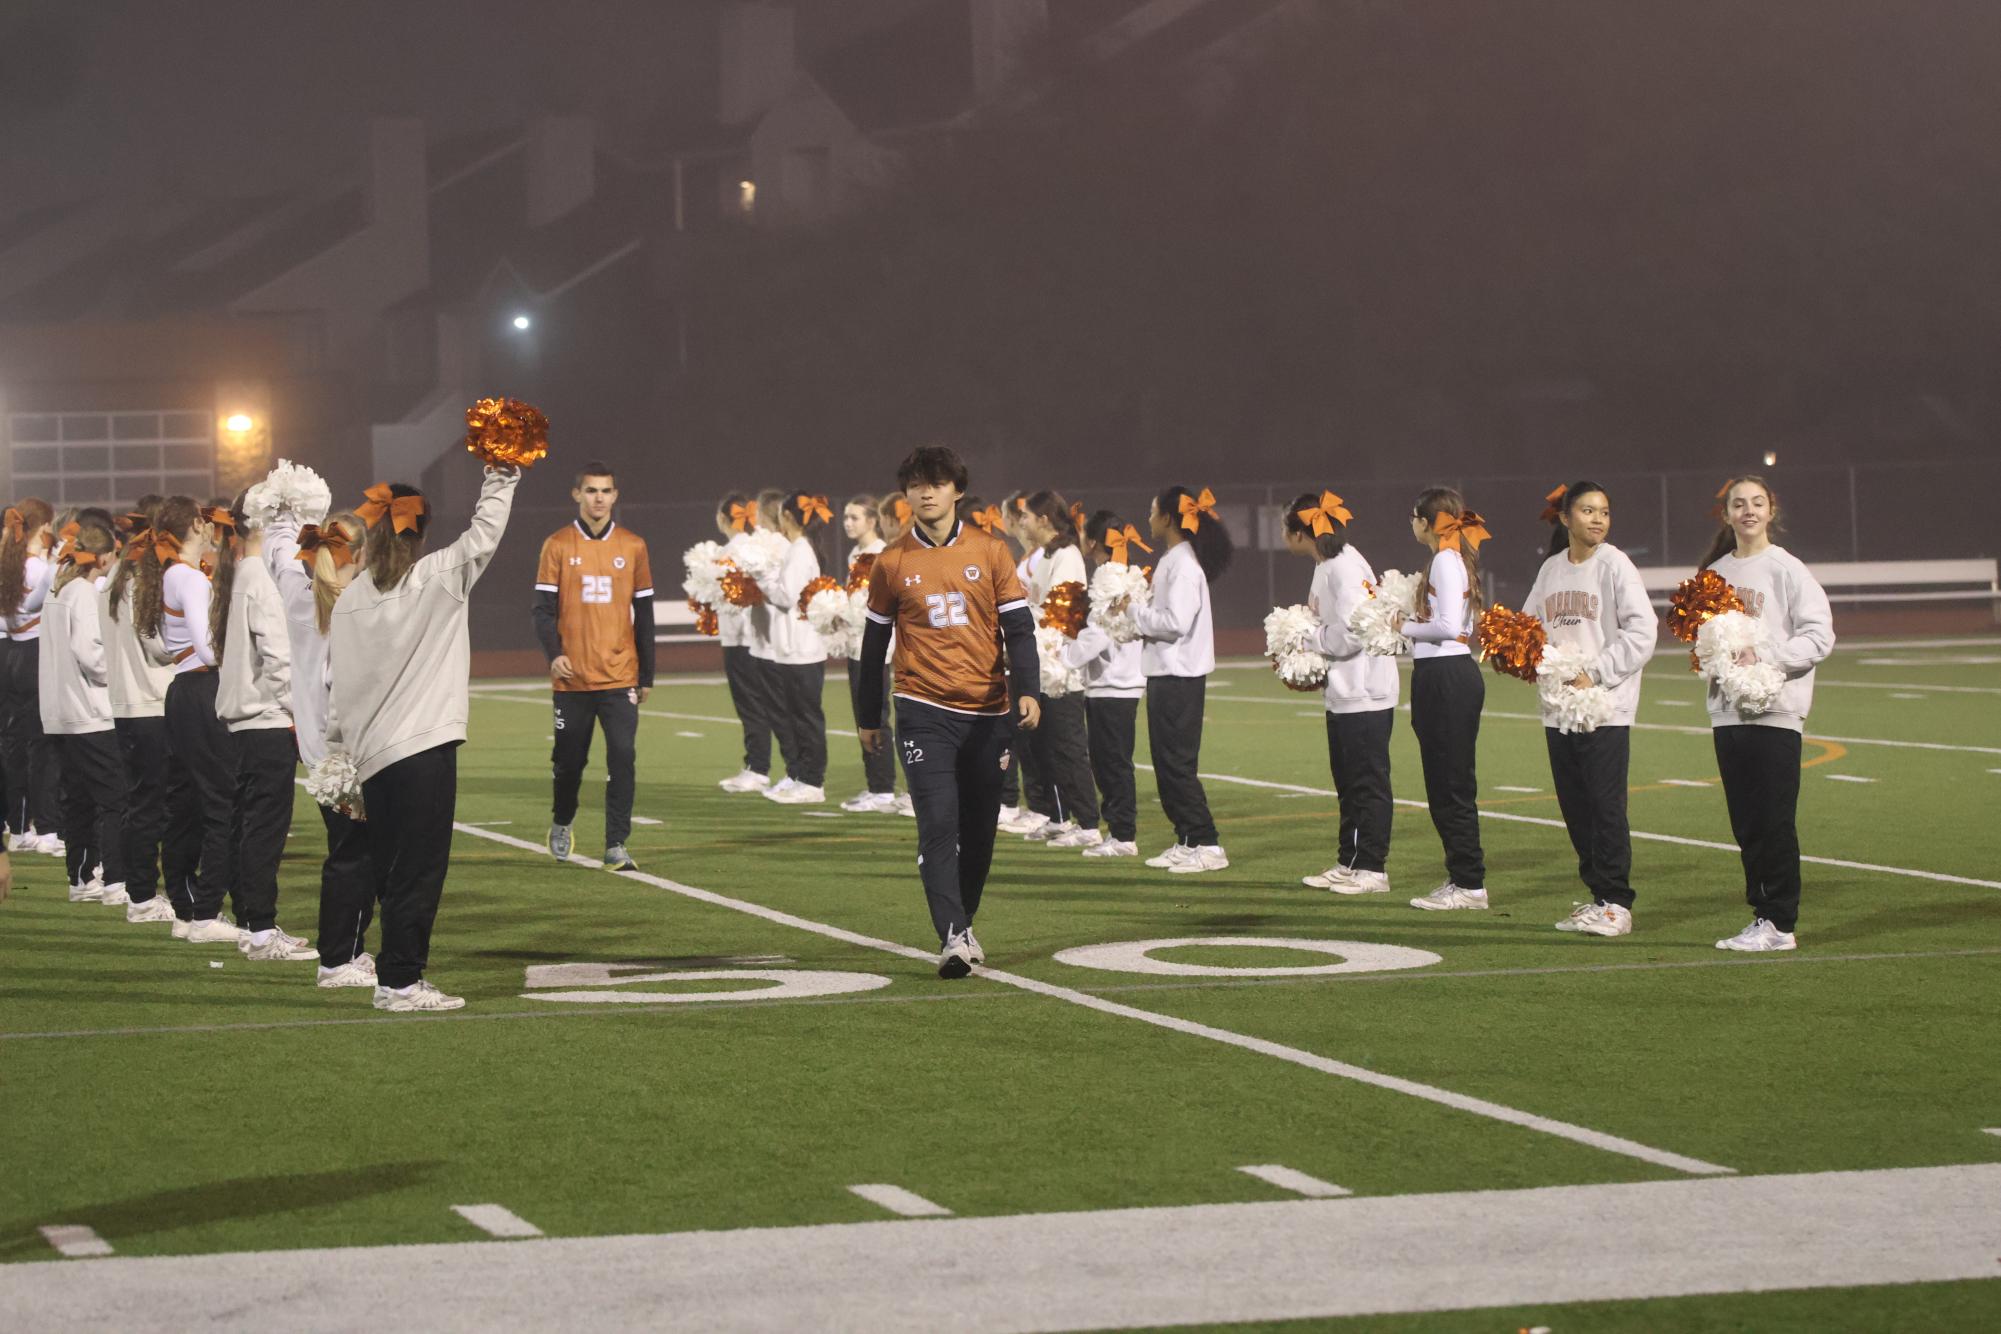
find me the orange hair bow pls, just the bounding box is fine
[1104,524,1152,565]
[796,494,832,527]
[203,506,236,535]
[2,508,21,543]
[970,504,1005,535]
[117,511,149,535]
[1177,487,1218,534]
[61,547,101,570]
[154,530,184,564]
[1540,484,1568,525]
[1295,491,1352,537]
[296,524,356,569]
[357,484,426,533]
[728,501,757,532]
[57,520,80,546]
[1432,509,1490,553]
[1013,496,1030,514]
[891,497,912,526]
[1069,501,1087,537]
[1707,480,1732,522]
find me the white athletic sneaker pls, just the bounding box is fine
[26,831,64,856]
[1168,844,1230,874]
[171,916,192,940]
[97,882,131,907]
[719,769,771,793]
[1555,901,1634,937]
[372,980,466,1012]
[766,783,826,805]
[760,777,799,801]
[1048,827,1103,849]
[840,791,895,813]
[548,823,573,860]
[244,929,319,962]
[67,880,105,903]
[1082,839,1138,858]
[187,917,245,944]
[317,959,376,988]
[999,810,1050,836]
[1309,867,1391,895]
[1145,844,1192,869]
[1716,918,1796,952]
[996,805,1021,825]
[1025,819,1075,843]
[895,793,915,818]
[1301,866,1349,890]
[1409,884,1490,911]
[125,895,176,924]
[961,928,985,965]
[937,931,977,980]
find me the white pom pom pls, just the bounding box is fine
[805,583,859,659]
[241,459,332,530]
[1088,562,1152,644]
[1037,623,1087,698]
[1536,642,1615,734]
[304,750,365,818]
[681,540,727,607]
[1348,569,1422,657]
[1696,611,1786,716]
[732,532,786,585]
[1263,603,1329,689]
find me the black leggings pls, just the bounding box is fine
[1713,726,1804,932]
[1085,696,1139,842]
[163,671,238,922]
[1410,655,1485,888]
[0,637,58,836]
[362,742,459,990]
[1029,694,1097,829]
[844,661,897,794]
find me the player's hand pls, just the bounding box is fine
[859,727,884,755]
[1017,696,1042,731]
[550,654,576,683]
[636,686,651,704]
[1570,672,1593,690]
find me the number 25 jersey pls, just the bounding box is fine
[534,520,654,692]
[865,522,1028,715]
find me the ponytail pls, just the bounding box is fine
[1155,485,1234,582]
[1414,486,1485,618]
[1023,489,1080,554]
[0,497,53,620]
[206,496,246,663]
[133,496,200,640]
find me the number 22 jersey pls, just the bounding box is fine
[865,521,1028,715]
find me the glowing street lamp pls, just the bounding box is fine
[224,412,255,433]
[511,314,532,331]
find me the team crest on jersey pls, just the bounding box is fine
[964,565,981,581]
[613,556,627,569]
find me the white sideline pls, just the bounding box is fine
[451,824,1731,1177]
[1237,1164,1350,1198]
[36,1225,112,1259]
[849,1184,953,1218]
[6,1166,1996,1331]
[451,1204,543,1239]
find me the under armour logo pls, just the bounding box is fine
[903,574,923,587]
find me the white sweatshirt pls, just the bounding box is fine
[755,535,827,666]
[5,555,53,640]
[1703,546,1836,732]
[99,569,172,719]
[1406,548,1473,660]
[1308,546,1400,715]
[266,516,334,764]
[216,553,293,732]
[1061,623,1144,699]
[1523,541,1658,728]
[730,531,782,659]
[1028,543,1087,604]
[38,575,112,735]
[327,469,517,782]
[1134,540,1215,678]
[161,562,216,673]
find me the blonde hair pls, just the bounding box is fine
[313,511,367,635]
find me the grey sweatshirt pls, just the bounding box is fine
[265,516,334,765]
[38,576,113,735]
[327,469,517,782]
[99,569,172,718]
[217,553,293,731]
[1702,545,1835,732]
[1523,541,1658,728]
[1308,546,1400,715]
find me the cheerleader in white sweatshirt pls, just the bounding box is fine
[1698,476,1835,952]
[38,521,124,904]
[1018,490,1099,846]
[0,497,59,851]
[754,492,831,804]
[100,499,177,923]
[1283,492,1400,896]
[1062,511,1149,857]
[1523,481,1658,937]
[838,494,900,812]
[714,492,777,794]
[328,467,518,1011]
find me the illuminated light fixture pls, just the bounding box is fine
[738,179,756,212]
[511,314,532,331]
[1762,450,1778,467]
[223,413,255,433]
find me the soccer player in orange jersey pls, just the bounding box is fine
[533,461,655,872]
[856,445,1041,978]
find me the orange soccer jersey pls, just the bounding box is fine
[866,522,1028,715]
[535,520,654,691]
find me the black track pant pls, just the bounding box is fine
[1546,725,1634,908]
[844,660,897,794]
[0,637,58,836]
[163,671,238,922]
[1713,725,1803,932]
[551,688,639,848]
[1029,693,1097,829]
[895,697,1012,943]
[1145,674,1217,847]
[1326,707,1395,874]
[59,731,125,889]
[1085,696,1139,842]
[770,661,827,787]
[232,728,297,933]
[362,741,458,990]
[721,645,773,775]
[1410,655,1485,888]
[115,715,169,902]
[317,804,376,968]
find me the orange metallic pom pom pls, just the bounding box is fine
[1665,569,1744,644]
[719,566,764,608]
[1474,605,1546,682]
[686,597,720,637]
[796,574,843,621]
[463,396,550,470]
[1040,580,1088,638]
[846,552,877,594]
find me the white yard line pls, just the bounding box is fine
[848,1184,953,1218]
[451,1204,543,1239]
[37,1225,113,1259]
[454,824,1731,1176]
[6,1166,1997,1331]
[1817,680,2001,694]
[1236,1165,1351,1198]
[470,690,860,738]
[1825,775,1878,784]
[1659,779,1713,788]
[1135,765,2001,890]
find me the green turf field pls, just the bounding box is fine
[4,637,1999,1331]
